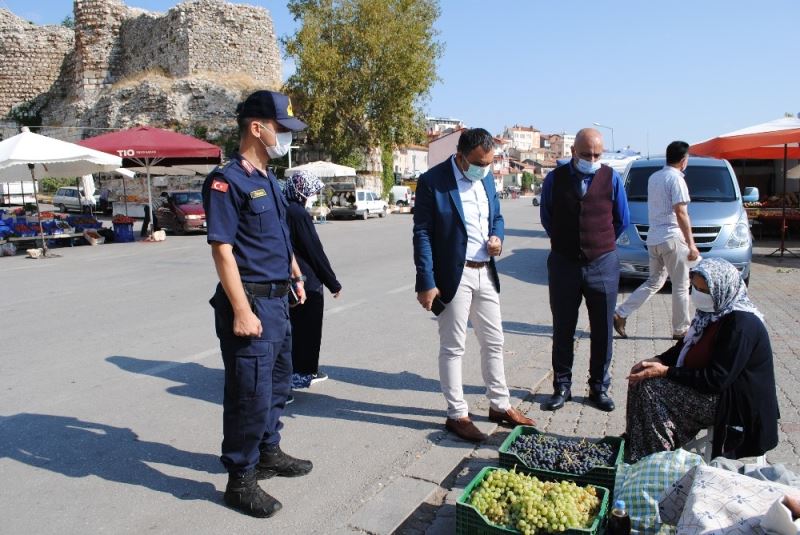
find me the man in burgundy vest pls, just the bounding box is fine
[539,128,630,412]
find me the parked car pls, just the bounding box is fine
[328,184,388,220]
[390,185,414,206]
[53,186,94,213]
[155,190,206,233]
[616,157,752,284]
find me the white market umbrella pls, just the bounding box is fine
[285,160,357,178]
[0,127,122,257]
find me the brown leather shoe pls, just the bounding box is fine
[445,417,488,443]
[489,407,535,426]
[613,313,627,338]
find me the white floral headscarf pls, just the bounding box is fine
[676,257,764,366]
[285,170,325,203]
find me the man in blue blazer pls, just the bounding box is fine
[413,128,534,442]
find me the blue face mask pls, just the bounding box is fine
[461,156,490,182]
[575,158,601,174]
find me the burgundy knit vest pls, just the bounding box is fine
[550,164,616,262]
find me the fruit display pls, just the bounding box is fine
[112,214,135,225]
[468,468,601,534]
[508,434,615,476]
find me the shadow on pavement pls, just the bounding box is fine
[107,356,223,405]
[0,413,221,501]
[106,358,528,431]
[289,391,443,431]
[503,227,548,239]
[503,320,588,339]
[321,365,486,395]
[495,247,549,285]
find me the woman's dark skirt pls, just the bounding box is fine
[289,288,325,375]
[626,377,716,463]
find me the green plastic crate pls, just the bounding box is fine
[456,466,609,535]
[498,426,624,493]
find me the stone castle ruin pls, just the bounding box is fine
[0,0,282,141]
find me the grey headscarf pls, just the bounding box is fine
[676,257,765,367]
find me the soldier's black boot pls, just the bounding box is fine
[256,445,313,479]
[223,470,282,518]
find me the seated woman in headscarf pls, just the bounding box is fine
[625,257,779,463]
[283,170,342,389]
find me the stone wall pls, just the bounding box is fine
[115,10,190,79]
[1,0,282,134]
[0,10,74,117]
[183,0,280,87]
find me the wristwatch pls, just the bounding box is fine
[291,275,307,284]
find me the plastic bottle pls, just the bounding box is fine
[608,499,631,535]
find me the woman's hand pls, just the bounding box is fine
[629,357,662,375]
[332,289,342,299]
[628,360,668,385]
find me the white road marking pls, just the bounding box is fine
[387,283,415,294]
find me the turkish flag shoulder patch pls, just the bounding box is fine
[211,179,229,193]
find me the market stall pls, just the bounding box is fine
[691,117,800,256]
[78,127,221,236]
[0,127,121,257]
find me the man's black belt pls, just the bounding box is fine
[242,281,291,298]
[465,260,489,268]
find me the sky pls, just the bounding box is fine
[3,0,799,154]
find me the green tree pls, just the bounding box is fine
[284,0,442,164]
[61,16,74,29]
[521,171,533,192]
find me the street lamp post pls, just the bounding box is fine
[592,122,615,152]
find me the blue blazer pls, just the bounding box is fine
[412,157,505,303]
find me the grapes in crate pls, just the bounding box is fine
[508,434,614,475]
[469,468,600,534]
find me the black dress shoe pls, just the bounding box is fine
[544,388,572,411]
[588,391,615,412]
[256,445,313,479]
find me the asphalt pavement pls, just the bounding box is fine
[2,198,799,535]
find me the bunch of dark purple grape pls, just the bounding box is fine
[508,434,615,475]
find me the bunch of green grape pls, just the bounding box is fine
[468,468,601,534]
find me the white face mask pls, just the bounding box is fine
[256,123,293,159]
[691,291,716,313]
[575,158,601,174]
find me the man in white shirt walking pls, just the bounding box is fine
[614,141,700,340]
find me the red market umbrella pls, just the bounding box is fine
[78,126,222,234]
[690,117,800,257]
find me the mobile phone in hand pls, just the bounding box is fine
[288,285,299,306]
[431,295,446,316]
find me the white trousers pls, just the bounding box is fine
[437,265,510,419]
[616,237,692,335]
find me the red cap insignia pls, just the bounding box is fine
[211,179,229,193]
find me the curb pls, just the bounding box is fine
[343,370,553,534]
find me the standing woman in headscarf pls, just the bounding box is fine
[284,170,342,389]
[624,257,779,462]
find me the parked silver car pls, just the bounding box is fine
[616,157,752,284]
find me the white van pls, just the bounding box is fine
[328,184,388,220]
[389,185,413,206]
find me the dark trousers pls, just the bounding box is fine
[289,288,324,375]
[548,250,619,394]
[211,283,293,476]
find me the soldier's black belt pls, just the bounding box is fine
[242,281,291,298]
